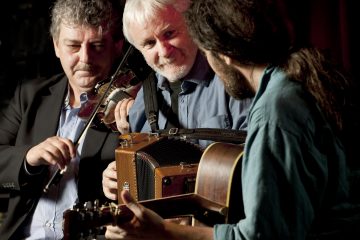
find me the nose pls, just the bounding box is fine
[158,41,172,58]
[79,44,91,63]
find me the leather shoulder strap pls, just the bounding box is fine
[143,72,159,131]
[155,128,247,144]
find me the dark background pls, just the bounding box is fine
[0,0,359,106]
[0,0,359,213]
[0,0,62,108]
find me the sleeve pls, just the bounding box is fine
[214,122,326,240]
[0,81,45,193]
[128,86,149,132]
[228,96,252,131]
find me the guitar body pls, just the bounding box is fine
[195,142,244,224]
[63,142,245,239]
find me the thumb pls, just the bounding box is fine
[121,190,144,220]
[121,189,136,205]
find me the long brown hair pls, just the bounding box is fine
[185,0,352,133]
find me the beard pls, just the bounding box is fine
[147,48,197,83]
[151,63,189,83]
[213,57,255,100]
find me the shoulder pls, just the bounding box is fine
[12,73,67,106]
[250,68,317,135]
[20,73,66,92]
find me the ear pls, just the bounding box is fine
[53,39,60,58]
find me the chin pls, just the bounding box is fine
[77,77,99,88]
[163,66,190,82]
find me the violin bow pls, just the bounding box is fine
[43,45,134,193]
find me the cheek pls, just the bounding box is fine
[177,33,197,51]
[98,51,114,64]
[59,54,77,70]
[168,37,183,49]
[142,50,157,66]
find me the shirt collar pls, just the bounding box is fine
[63,85,90,110]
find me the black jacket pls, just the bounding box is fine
[0,74,119,239]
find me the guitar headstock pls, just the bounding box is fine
[62,200,133,240]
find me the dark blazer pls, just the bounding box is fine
[0,74,119,239]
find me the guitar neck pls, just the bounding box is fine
[117,193,228,225]
[64,142,244,240]
[63,193,227,240]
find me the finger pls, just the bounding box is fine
[105,224,127,239]
[26,137,71,168]
[125,99,134,115]
[114,99,128,123]
[29,147,59,167]
[120,98,133,117]
[47,137,75,168]
[102,176,119,200]
[121,190,144,221]
[102,171,118,188]
[103,161,119,200]
[114,98,132,120]
[103,186,118,200]
[115,100,131,134]
[58,137,77,159]
[103,161,118,179]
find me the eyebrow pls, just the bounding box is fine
[62,38,81,44]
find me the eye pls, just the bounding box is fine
[91,43,105,51]
[163,30,175,40]
[66,44,81,51]
[143,39,156,49]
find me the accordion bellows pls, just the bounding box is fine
[116,133,203,203]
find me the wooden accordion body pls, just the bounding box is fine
[115,133,203,203]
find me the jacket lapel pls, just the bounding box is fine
[35,75,68,142]
[35,75,110,159]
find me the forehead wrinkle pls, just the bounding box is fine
[59,24,105,43]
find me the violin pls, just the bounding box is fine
[78,69,142,131]
[43,44,152,192]
[78,44,151,132]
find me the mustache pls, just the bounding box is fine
[74,64,94,71]
[158,57,175,65]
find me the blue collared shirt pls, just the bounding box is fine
[128,53,252,147]
[23,91,88,240]
[214,66,349,239]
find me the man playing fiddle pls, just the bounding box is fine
[0,0,127,239]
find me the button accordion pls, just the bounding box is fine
[115,133,203,203]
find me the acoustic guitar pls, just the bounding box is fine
[63,142,244,240]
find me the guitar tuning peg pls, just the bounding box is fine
[84,201,93,210]
[94,199,100,209]
[72,199,82,210]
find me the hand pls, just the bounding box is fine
[103,161,119,200]
[114,98,134,134]
[105,190,168,240]
[105,190,214,240]
[25,136,76,170]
